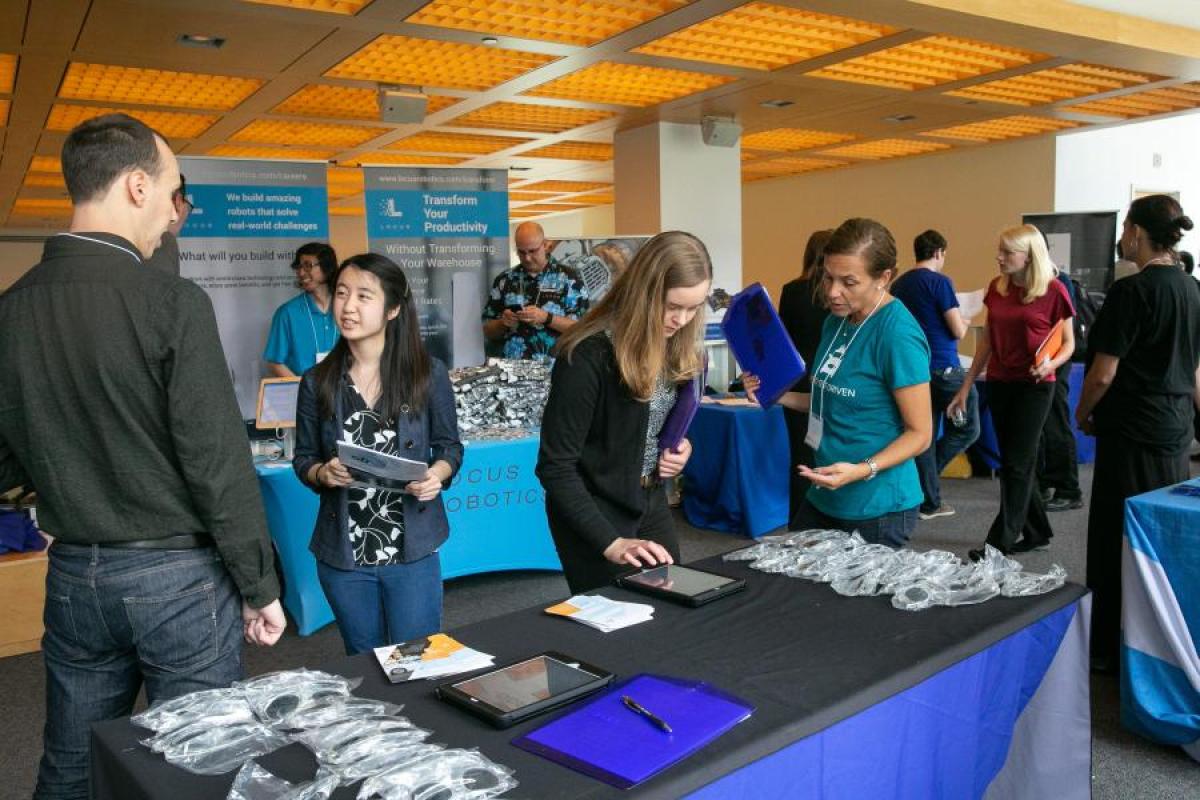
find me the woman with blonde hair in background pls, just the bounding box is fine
[949,224,1075,561]
[537,231,712,593]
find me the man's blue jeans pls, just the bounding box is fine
[916,367,981,512]
[35,544,242,800]
[316,552,442,656]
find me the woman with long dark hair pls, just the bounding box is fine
[264,241,340,377]
[537,231,712,593]
[294,253,462,654]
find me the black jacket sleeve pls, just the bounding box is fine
[293,369,325,492]
[427,360,463,486]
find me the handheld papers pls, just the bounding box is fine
[1034,318,1067,368]
[373,634,494,683]
[719,283,806,408]
[955,289,985,322]
[337,441,428,491]
[544,595,655,633]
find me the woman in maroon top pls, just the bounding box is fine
[949,224,1075,560]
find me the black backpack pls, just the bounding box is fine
[1069,278,1102,362]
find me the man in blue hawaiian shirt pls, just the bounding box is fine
[483,222,590,360]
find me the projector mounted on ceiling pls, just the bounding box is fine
[378,85,428,124]
[701,115,741,148]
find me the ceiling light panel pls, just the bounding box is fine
[325,35,556,92]
[448,101,615,133]
[0,53,15,94]
[520,140,613,160]
[523,62,736,107]
[208,144,336,160]
[519,179,609,193]
[920,114,1079,142]
[326,167,364,198]
[1065,83,1200,118]
[741,155,846,180]
[406,0,691,47]
[387,131,531,154]
[11,198,73,214]
[510,209,545,217]
[565,192,614,205]
[0,99,8,127]
[328,205,366,215]
[808,36,1046,91]
[47,104,219,138]
[509,191,549,201]
[23,173,65,188]
[820,137,950,159]
[741,127,857,151]
[232,119,386,148]
[274,84,459,120]
[29,156,62,173]
[342,152,467,165]
[59,63,263,111]
[520,202,588,212]
[242,0,371,13]
[634,3,897,72]
[945,63,1160,106]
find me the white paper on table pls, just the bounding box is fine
[956,289,985,322]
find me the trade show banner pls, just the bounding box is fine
[177,157,328,417]
[363,167,509,367]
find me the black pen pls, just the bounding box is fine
[622,694,673,734]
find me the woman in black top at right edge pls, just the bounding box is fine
[1075,194,1200,672]
[536,231,713,594]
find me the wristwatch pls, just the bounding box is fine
[543,310,555,328]
[862,456,879,482]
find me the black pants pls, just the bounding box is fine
[547,485,680,595]
[1086,435,1189,664]
[1037,363,1081,500]
[782,408,816,522]
[985,381,1055,552]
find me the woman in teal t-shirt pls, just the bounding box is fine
[747,218,931,547]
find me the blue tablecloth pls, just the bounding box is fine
[1121,478,1200,761]
[682,402,789,538]
[255,435,561,636]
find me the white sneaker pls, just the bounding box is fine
[919,504,956,520]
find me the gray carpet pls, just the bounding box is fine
[2,464,1198,799]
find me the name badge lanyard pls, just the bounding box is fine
[305,294,334,359]
[811,289,887,424]
[57,232,143,264]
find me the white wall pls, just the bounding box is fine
[1056,110,1200,258]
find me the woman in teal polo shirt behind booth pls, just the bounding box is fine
[746,218,931,547]
[264,242,339,377]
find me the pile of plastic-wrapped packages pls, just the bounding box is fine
[450,359,551,440]
[133,668,517,800]
[724,529,1067,611]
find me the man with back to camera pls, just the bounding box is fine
[0,113,286,800]
[891,229,980,520]
[482,221,589,360]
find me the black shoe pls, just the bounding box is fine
[1011,538,1050,553]
[1040,488,1054,503]
[1045,496,1083,512]
[968,548,986,562]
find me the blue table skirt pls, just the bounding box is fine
[683,402,790,538]
[255,435,561,636]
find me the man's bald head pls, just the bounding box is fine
[514,222,549,274]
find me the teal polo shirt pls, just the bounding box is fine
[262,292,339,376]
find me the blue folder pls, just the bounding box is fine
[719,283,806,408]
[512,674,754,790]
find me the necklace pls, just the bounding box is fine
[1142,255,1175,268]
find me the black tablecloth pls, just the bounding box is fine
[91,554,1087,799]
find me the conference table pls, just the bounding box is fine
[1121,477,1200,762]
[91,554,1091,799]
[256,434,562,636]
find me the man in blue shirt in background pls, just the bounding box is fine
[892,230,980,519]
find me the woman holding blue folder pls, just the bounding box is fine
[537,231,712,593]
[747,218,931,547]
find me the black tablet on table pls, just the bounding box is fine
[616,564,746,607]
[435,652,613,729]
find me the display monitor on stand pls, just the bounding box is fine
[255,377,301,459]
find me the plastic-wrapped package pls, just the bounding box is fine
[227,762,340,800]
[937,574,1001,606]
[331,742,445,783]
[973,545,1024,580]
[828,548,897,596]
[891,580,943,611]
[357,749,518,800]
[310,728,433,769]
[148,719,290,775]
[723,542,776,562]
[1001,564,1067,597]
[133,689,254,733]
[273,696,403,732]
[294,717,425,762]
[236,670,360,726]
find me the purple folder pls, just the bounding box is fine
[658,374,702,453]
[719,283,806,408]
[512,674,754,790]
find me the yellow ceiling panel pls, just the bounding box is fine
[448,101,615,133]
[327,166,364,183]
[274,84,460,120]
[524,62,735,107]
[634,3,897,72]
[342,152,466,166]
[920,114,1079,142]
[407,0,691,47]
[387,131,531,155]
[945,63,1161,106]
[242,0,371,14]
[59,63,263,111]
[1065,83,1200,118]
[329,205,366,215]
[23,173,66,188]
[820,138,950,159]
[519,180,609,193]
[0,99,8,127]
[325,35,557,92]
[46,104,219,138]
[11,198,73,214]
[741,127,857,151]
[29,156,62,173]
[510,209,545,217]
[232,119,386,148]
[208,144,336,160]
[520,140,613,160]
[808,35,1047,91]
[565,192,614,205]
[520,202,589,212]
[509,191,548,202]
[741,155,846,179]
[0,53,16,94]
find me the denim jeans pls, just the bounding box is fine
[790,498,919,549]
[35,544,242,800]
[915,367,980,512]
[316,552,443,655]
